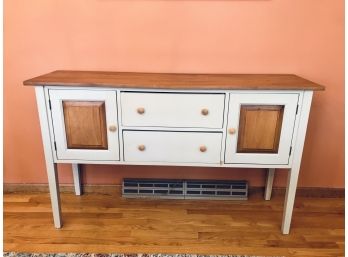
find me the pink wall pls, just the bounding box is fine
[4,0,344,188]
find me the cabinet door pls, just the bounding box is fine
[49,89,119,161]
[225,93,299,165]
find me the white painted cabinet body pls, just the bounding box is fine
[48,89,300,167]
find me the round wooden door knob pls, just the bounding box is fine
[228,128,237,134]
[108,125,117,132]
[200,146,207,152]
[201,108,209,116]
[137,107,145,114]
[138,145,146,151]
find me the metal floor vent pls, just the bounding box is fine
[122,178,248,200]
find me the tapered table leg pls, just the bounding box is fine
[72,164,82,195]
[281,91,313,234]
[264,168,275,200]
[35,86,62,228]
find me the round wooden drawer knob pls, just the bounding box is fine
[228,128,236,134]
[138,145,146,151]
[137,107,145,114]
[108,125,117,132]
[200,146,207,152]
[201,108,209,116]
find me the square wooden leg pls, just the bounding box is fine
[46,162,62,228]
[264,168,275,200]
[35,86,62,228]
[72,164,82,196]
[282,167,300,234]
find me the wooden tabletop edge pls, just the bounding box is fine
[22,70,326,91]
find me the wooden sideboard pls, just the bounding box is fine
[24,70,324,234]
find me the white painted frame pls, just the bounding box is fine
[225,93,299,165]
[34,85,314,234]
[49,89,120,161]
[43,87,305,169]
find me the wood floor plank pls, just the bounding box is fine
[4,190,344,257]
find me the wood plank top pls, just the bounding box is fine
[23,70,325,91]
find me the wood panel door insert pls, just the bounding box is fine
[237,105,284,153]
[63,101,108,150]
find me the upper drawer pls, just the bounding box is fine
[120,92,225,128]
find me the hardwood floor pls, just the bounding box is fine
[4,189,344,257]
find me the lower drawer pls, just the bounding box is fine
[123,131,222,164]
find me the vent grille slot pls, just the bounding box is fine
[122,179,248,200]
[122,179,184,199]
